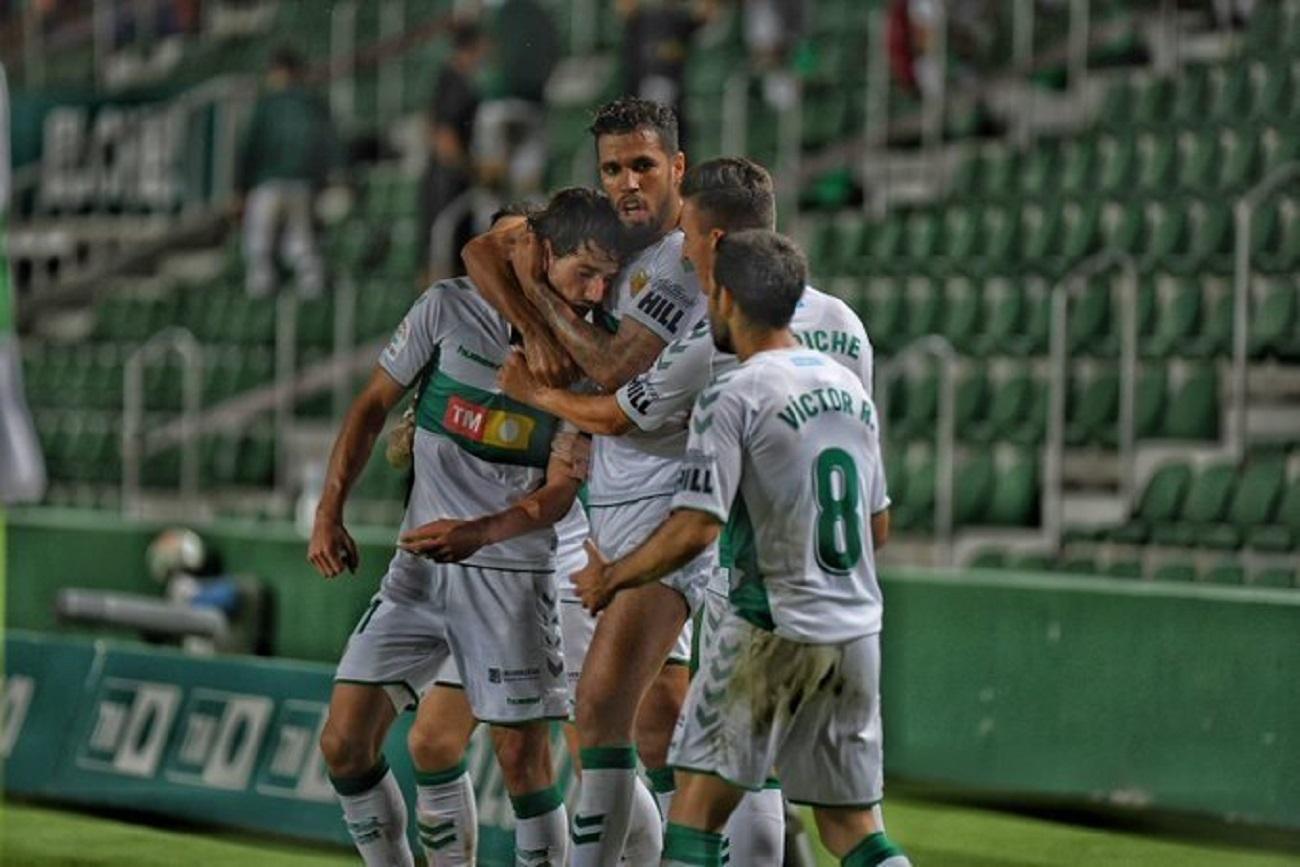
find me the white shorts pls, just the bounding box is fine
[670,610,885,807]
[333,551,567,723]
[587,495,710,662]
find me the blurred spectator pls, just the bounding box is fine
[418,20,488,281]
[618,0,715,151]
[476,0,560,197]
[742,0,806,70]
[234,46,339,299]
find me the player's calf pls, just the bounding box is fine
[490,722,569,867]
[813,807,911,867]
[408,685,479,867]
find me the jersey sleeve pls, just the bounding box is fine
[378,289,444,387]
[623,252,702,345]
[671,375,745,523]
[857,329,876,398]
[615,325,713,432]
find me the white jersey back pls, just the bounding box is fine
[671,347,889,643]
[588,229,707,506]
[616,285,873,441]
[380,277,572,571]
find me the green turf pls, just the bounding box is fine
[0,803,356,867]
[4,798,1297,866]
[807,798,1300,867]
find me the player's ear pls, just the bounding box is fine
[672,151,686,186]
[708,228,725,249]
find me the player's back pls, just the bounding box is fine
[714,347,888,644]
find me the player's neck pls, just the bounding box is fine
[734,327,798,363]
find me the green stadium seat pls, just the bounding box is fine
[1150,461,1236,546]
[1216,127,1262,192]
[1203,562,1246,585]
[970,277,1025,357]
[1021,203,1064,263]
[1163,362,1219,439]
[889,365,938,442]
[1100,199,1146,257]
[1152,562,1197,582]
[1249,278,1299,359]
[1184,291,1233,358]
[939,276,983,353]
[1109,461,1192,544]
[953,364,990,432]
[904,212,943,264]
[1248,475,1300,551]
[1136,132,1177,191]
[978,148,1019,201]
[1020,144,1057,199]
[988,450,1040,526]
[1208,64,1253,123]
[892,447,935,531]
[1097,81,1135,129]
[1058,137,1097,196]
[1170,66,1209,125]
[1201,454,1287,549]
[1145,278,1203,359]
[1253,60,1293,119]
[1253,567,1296,588]
[1254,197,1300,274]
[1066,365,1118,447]
[903,278,945,341]
[864,279,906,353]
[1097,135,1138,195]
[953,453,995,526]
[1068,278,1112,355]
[1059,200,1103,261]
[981,207,1022,270]
[1103,560,1143,579]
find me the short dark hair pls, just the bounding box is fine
[589,96,680,155]
[528,187,626,259]
[451,21,485,51]
[270,46,305,75]
[681,157,776,232]
[490,201,540,226]
[713,230,807,329]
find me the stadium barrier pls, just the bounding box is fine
[6,511,1300,834]
[1,629,570,863]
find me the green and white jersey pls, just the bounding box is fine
[671,347,889,644]
[587,228,706,507]
[380,277,570,572]
[615,285,873,438]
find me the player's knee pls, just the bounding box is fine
[407,717,466,773]
[491,726,551,794]
[574,678,632,745]
[319,719,379,778]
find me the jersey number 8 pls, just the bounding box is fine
[813,448,864,574]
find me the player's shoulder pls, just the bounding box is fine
[803,284,867,332]
[644,230,696,288]
[419,275,494,321]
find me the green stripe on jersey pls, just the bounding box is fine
[726,496,775,631]
[416,369,559,468]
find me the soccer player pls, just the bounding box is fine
[307,188,623,867]
[571,230,913,867]
[464,97,708,864]
[499,155,875,865]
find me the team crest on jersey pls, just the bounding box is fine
[444,396,536,450]
[630,268,651,296]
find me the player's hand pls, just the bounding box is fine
[522,331,578,387]
[500,348,547,403]
[551,430,592,481]
[573,539,616,614]
[398,518,488,562]
[308,517,359,578]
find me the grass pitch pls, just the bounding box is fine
[3,798,1297,866]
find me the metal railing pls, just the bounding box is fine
[1045,250,1139,549]
[121,327,204,514]
[721,70,750,157]
[1231,161,1300,460]
[878,335,958,566]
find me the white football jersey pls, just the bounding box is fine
[671,347,889,644]
[587,229,708,507]
[615,285,874,440]
[380,277,576,571]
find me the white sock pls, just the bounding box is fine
[623,776,664,863]
[722,787,784,866]
[512,785,568,866]
[415,760,477,866]
[331,758,415,867]
[571,746,638,866]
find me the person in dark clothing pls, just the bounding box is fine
[618,0,716,152]
[417,21,488,281]
[235,47,340,298]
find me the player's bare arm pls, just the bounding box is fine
[498,350,634,436]
[872,508,891,549]
[572,508,721,613]
[461,220,577,386]
[398,429,588,562]
[308,368,407,578]
[529,282,669,392]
